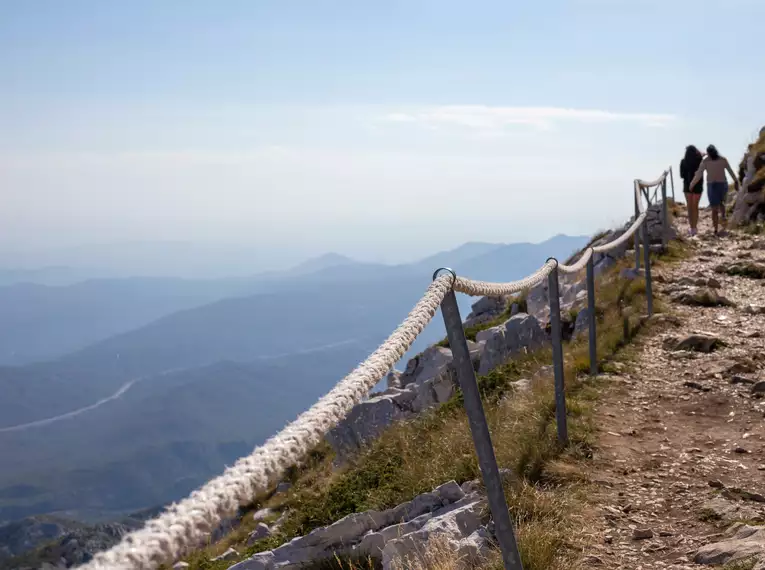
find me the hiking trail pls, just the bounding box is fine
[586,206,765,569]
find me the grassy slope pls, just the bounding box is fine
[170,239,688,569]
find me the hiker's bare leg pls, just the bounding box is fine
[685,193,693,232]
[692,194,701,231]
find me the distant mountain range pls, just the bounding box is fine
[0,236,582,366]
[0,234,588,546]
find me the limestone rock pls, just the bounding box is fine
[670,287,734,307]
[744,304,765,315]
[211,547,238,562]
[464,295,509,328]
[476,313,547,375]
[715,261,765,279]
[699,498,764,525]
[253,508,274,523]
[664,333,724,353]
[326,393,411,456]
[399,346,454,389]
[229,481,478,570]
[632,528,653,540]
[327,341,486,458]
[380,497,487,569]
[695,524,765,566]
[247,523,272,546]
[173,563,190,570]
[386,369,403,389]
[675,276,722,289]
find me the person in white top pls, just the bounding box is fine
[689,145,740,236]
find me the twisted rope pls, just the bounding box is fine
[453,259,557,297]
[76,276,453,570]
[592,212,647,254]
[558,247,593,274]
[636,170,668,188]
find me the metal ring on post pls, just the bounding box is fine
[545,257,559,269]
[432,267,457,288]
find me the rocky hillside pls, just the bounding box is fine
[0,507,162,570]
[4,201,679,570]
[731,126,765,226]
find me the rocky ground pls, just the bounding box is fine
[586,206,765,569]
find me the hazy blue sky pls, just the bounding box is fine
[2,0,764,268]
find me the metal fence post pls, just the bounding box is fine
[633,186,641,271]
[642,223,654,316]
[660,177,669,252]
[435,269,524,570]
[585,252,597,376]
[546,260,568,445]
[669,166,676,201]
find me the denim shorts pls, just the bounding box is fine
[707,181,728,207]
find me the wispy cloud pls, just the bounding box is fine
[384,105,677,131]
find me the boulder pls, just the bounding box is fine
[675,276,721,289]
[664,333,724,353]
[464,295,509,328]
[211,547,239,562]
[326,394,411,456]
[694,524,765,566]
[699,498,765,526]
[716,262,765,279]
[670,287,734,307]
[247,523,272,546]
[476,313,547,375]
[399,346,454,389]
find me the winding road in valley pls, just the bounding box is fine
[0,338,368,434]
[0,378,142,434]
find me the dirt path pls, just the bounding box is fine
[586,207,765,569]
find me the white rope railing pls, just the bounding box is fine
[592,211,648,254]
[636,169,669,189]
[74,169,670,570]
[558,247,593,275]
[453,259,557,297]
